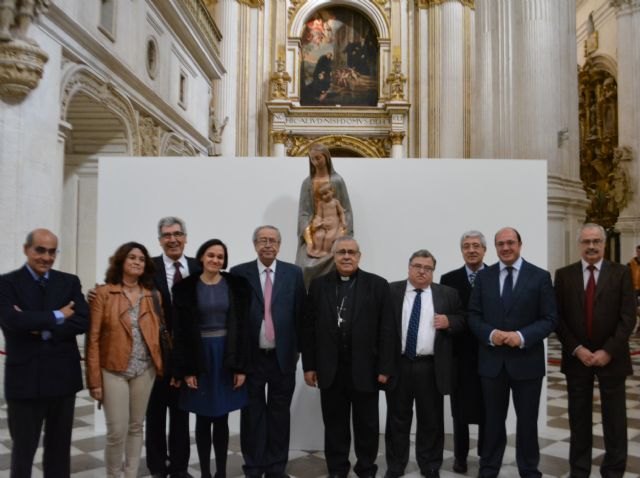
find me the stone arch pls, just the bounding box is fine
[159,132,199,156]
[290,0,390,39]
[59,63,140,154]
[585,54,617,79]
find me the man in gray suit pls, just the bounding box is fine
[554,223,636,478]
[385,249,465,478]
[231,225,305,478]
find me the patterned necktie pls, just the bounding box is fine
[173,262,183,285]
[469,272,477,286]
[264,268,275,342]
[502,266,514,310]
[585,265,596,339]
[405,289,423,359]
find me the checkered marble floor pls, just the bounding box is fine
[1,334,639,477]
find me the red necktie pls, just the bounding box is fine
[173,262,183,285]
[585,264,596,339]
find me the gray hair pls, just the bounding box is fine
[332,235,359,253]
[157,216,187,238]
[577,223,606,242]
[408,249,437,267]
[252,225,281,243]
[24,228,58,247]
[460,230,486,249]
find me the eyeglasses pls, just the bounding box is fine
[160,231,185,240]
[255,238,280,246]
[335,249,360,256]
[33,246,59,256]
[580,239,603,246]
[410,264,434,273]
[462,243,484,250]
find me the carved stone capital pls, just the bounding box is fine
[271,130,289,144]
[0,39,48,101]
[610,0,640,9]
[389,131,405,145]
[238,0,264,8]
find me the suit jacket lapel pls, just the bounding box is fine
[351,271,369,325]
[248,263,264,304]
[271,264,285,303]
[595,260,610,300]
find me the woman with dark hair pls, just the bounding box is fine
[296,143,353,287]
[86,242,163,478]
[172,238,250,478]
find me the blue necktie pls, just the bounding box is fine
[405,289,422,359]
[502,266,514,310]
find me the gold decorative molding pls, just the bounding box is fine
[389,131,404,145]
[287,134,390,158]
[270,130,289,144]
[270,58,291,100]
[0,40,48,101]
[288,0,306,22]
[417,0,475,9]
[579,58,628,228]
[386,57,406,101]
[238,0,264,7]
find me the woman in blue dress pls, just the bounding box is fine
[172,238,250,478]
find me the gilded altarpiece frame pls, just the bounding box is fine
[267,0,408,158]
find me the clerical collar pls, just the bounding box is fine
[337,269,358,282]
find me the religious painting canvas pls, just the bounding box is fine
[300,7,379,107]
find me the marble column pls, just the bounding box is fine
[473,0,587,273]
[212,0,239,157]
[612,0,640,254]
[414,1,471,158]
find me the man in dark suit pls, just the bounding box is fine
[385,249,465,478]
[554,223,636,478]
[146,216,199,478]
[468,227,557,478]
[440,230,487,474]
[230,225,305,478]
[0,228,89,478]
[302,236,395,478]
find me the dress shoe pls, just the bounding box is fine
[453,459,468,473]
[150,474,166,478]
[384,472,402,478]
[169,473,194,478]
[422,469,440,478]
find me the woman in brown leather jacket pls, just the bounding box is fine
[86,242,163,478]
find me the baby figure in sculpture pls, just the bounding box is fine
[307,182,347,258]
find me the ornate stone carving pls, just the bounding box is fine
[238,0,264,7]
[0,0,50,101]
[417,0,475,9]
[269,58,291,100]
[208,98,228,155]
[0,39,47,100]
[287,134,390,158]
[579,58,630,228]
[386,57,406,101]
[138,113,161,157]
[610,0,640,8]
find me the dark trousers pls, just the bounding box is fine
[196,414,229,478]
[480,370,542,478]
[452,415,484,462]
[240,350,296,477]
[145,376,191,475]
[7,394,76,478]
[385,356,443,475]
[566,372,627,478]
[320,365,379,477]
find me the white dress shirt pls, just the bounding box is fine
[401,282,435,356]
[257,259,277,349]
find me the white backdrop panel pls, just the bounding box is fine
[96,156,548,447]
